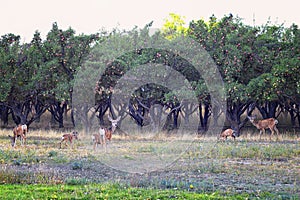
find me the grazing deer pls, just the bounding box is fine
[219,128,236,141]
[59,131,79,149]
[92,116,121,151]
[247,115,279,140]
[8,124,28,147]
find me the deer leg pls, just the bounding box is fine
[92,135,98,150]
[93,139,95,150]
[22,134,26,146]
[102,136,107,152]
[23,135,26,145]
[59,140,63,149]
[104,139,107,152]
[93,139,96,150]
[14,136,17,147]
[10,136,15,147]
[274,126,279,138]
[60,139,67,149]
[65,140,70,148]
[99,135,103,147]
[270,128,274,141]
[260,129,266,140]
[259,130,263,140]
[275,126,279,135]
[19,135,22,146]
[68,137,73,149]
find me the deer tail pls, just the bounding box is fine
[274,119,278,124]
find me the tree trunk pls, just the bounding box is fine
[226,101,252,136]
[49,101,66,128]
[198,102,210,133]
[256,101,278,118]
[0,105,9,127]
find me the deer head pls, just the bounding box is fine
[247,115,257,123]
[72,131,79,139]
[108,116,121,131]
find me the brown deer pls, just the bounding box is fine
[59,131,79,148]
[8,124,28,147]
[247,115,279,140]
[92,116,121,151]
[219,128,236,141]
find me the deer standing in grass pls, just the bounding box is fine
[9,124,28,147]
[59,131,79,149]
[247,115,279,140]
[92,116,121,151]
[219,128,236,141]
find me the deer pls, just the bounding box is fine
[8,124,28,147]
[247,115,279,140]
[219,128,236,141]
[59,131,79,149]
[92,116,121,151]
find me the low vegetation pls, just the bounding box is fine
[0,128,299,199]
[0,183,274,200]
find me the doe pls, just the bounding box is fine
[219,128,236,141]
[92,116,121,151]
[247,115,279,140]
[9,124,28,147]
[59,131,79,148]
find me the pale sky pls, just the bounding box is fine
[0,0,299,42]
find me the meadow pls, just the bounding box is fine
[0,126,299,199]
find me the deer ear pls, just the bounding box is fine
[108,115,113,121]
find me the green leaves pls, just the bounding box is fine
[162,13,188,40]
[188,14,299,106]
[247,73,278,102]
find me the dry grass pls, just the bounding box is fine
[0,127,299,196]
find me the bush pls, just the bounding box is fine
[65,178,89,185]
[48,150,58,157]
[71,161,83,170]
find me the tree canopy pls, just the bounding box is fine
[0,15,299,134]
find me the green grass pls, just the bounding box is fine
[0,129,299,199]
[208,142,300,160]
[0,183,288,200]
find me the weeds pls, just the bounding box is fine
[48,150,58,157]
[65,177,89,185]
[0,129,299,197]
[0,169,62,184]
[71,161,83,170]
[205,142,300,160]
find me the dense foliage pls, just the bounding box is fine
[0,15,299,133]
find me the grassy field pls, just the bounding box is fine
[0,128,299,199]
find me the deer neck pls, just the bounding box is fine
[250,120,261,128]
[111,125,117,133]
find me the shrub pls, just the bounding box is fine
[65,178,89,185]
[48,150,58,157]
[71,161,83,170]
